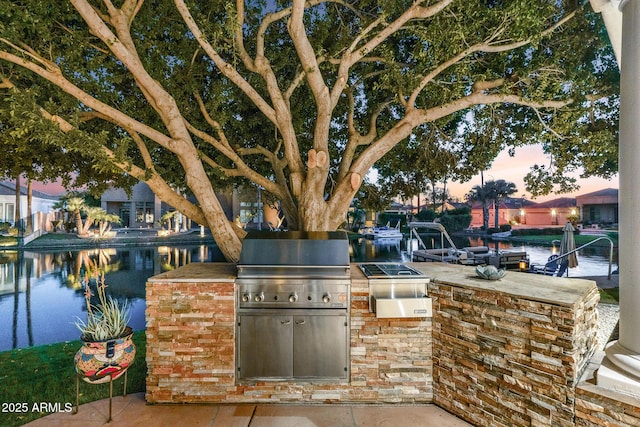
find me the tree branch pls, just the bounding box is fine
[481,9,578,53]
[532,106,565,140]
[234,0,257,72]
[35,101,209,225]
[175,0,305,185]
[173,0,276,123]
[407,7,580,108]
[0,49,175,148]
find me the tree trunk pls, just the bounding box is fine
[494,201,499,229]
[14,176,21,226]
[483,203,489,230]
[178,152,243,262]
[75,209,83,235]
[82,216,93,235]
[27,179,32,233]
[441,181,447,212]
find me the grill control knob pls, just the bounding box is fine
[242,293,251,302]
[322,293,331,304]
[254,292,265,302]
[289,293,298,303]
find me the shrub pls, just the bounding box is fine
[377,212,405,226]
[0,222,10,232]
[438,214,472,233]
[415,209,437,221]
[499,224,512,232]
[445,206,471,216]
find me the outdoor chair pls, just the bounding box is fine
[555,258,570,277]
[530,255,560,275]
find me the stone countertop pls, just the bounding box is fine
[147,262,237,283]
[408,262,597,307]
[146,261,596,307]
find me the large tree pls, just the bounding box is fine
[486,179,518,228]
[466,184,491,230]
[0,0,618,262]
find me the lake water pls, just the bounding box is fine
[0,237,617,352]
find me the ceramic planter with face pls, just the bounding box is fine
[74,326,136,384]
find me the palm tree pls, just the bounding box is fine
[465,185,492,230]
[92,210,122,237]
[66,197,86,235]
[486,180,518,228]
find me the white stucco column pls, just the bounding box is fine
[597,0,640,396]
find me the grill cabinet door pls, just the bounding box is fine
[238,314,293,379]
[293,313,348,379]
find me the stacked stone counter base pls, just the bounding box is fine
[427,265,599,426]
[145,262,614,426]
[146,263,433,403]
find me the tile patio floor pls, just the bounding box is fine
[25,393,473,426]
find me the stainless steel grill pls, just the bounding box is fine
[235,231,350,381]
[237,231,350,309]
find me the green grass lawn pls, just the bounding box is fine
[599,287,620,305]
[0,331,146,427]
[511,233,618,247]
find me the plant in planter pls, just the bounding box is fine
[73,261,136,385]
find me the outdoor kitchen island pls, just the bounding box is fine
[145,254,602,426]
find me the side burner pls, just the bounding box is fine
[359,262,425,278]
[359,263,431,318]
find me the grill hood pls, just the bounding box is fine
[238,231,350,267]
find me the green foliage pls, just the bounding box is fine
[0,222,10,232]
[567,213,580,226]
[416,209,437,222]
[443,206,471,216]
[437,214,472,234]
[0,89,134,194]
[352,182,394,214]
[599,287,619,305]
[377,212,406,227]
[0,0,620,238]
[74,262,130,341]
[467,179,518,228]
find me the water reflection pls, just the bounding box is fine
[351,235,618,278]
[0,237,618,352]
[0,245,225,352]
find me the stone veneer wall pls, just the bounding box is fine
[146,279,236,402]
[145,266,433,403]
[575,381,640,426]
[145,263,607,426]
[429,280,600,426]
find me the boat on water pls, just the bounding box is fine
[488,230,512,239]
[407,221,528,270]
[360,221,403,239]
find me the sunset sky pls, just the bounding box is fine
[29,144,618,203]
[446,144,619,203]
